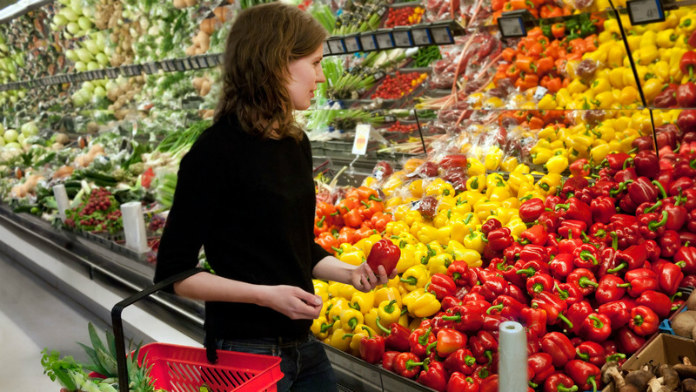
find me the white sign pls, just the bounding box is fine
[627,0,664,25]
[431,26,454,44]
[360,34,377,51]
[352,123,371,155]
[376,33,395,49]
[498,17,526,38]
[393,30,412,47]
[328,39,346,54]
[344,36,361,53]
[412,28,432,45]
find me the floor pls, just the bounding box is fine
[0,254,103,391]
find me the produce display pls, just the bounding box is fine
[2,0,696,391]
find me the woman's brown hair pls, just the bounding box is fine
[215,2,327,141]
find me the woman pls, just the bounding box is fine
[154,3,391,391]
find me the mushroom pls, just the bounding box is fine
[674,357,696,380]
[682,378,696,392]
[602,361,642,392]
[657,364,680,391]
[625,365,656,392]
[647,376,670,392]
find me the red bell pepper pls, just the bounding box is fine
[580,313,612,342]
[616,327,646,355]
[469,331,498,365]
[538,210,560,233]
[521,305,547,338]
[531,291,573,328]
[637,210,668,240]
[598,298,635,329]
[675,245,696,274]
[478,374,499,392]
[431,328,467,358]
[442,296,462,311]
[678,109,696,134]
[540,332,575,368]
[572,244,599,270]
[621,268,659,297]
[526,273,555,295]
[528,352,555,385]
[366,238,400,275]
[520,224,547,246]
[558,236,583,254]
[575,341,606,368]
[444,348,477,375]
[564,360,600,392]
[677,82,696,107]
[663,199,688,231]
[519,245,550,265]
[653,259,684,295]
[543,372,579,392]
[382,351,400,372]
[629,305,659,336]
[595,275,626,304]
[428,273,457,300]
[557,220,588,239]
[615,243,649,271]
[566,268,599,297]
[636,289,672,319]
[570,158,590,178]
[486,227,513,252]
[481,218,502,235]
[555,198,592,227]
[519,198,546,223]
[409,327,436,358]
[442,305,484,334]
[634,151,660,180]
[359,329,385,364]
[549,253,574,280]
[590,196,615,224]
[447,260,476,287]
[394,351,423,378]
[417,359,448,392]
[553,281,583,305]
[447,372,480,392]
[381,321,413,352]
[644,238,661,262]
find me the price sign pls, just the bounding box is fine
[176,60,186,71]
[431,26,454,44]
[498,16,526,38]
[627,0,665,25]
[376,32,395,49]
[360,34,378,52]
[393,29,413,47]
[183,58,193,70]
[344,35,361,53]
[323,41,331,56]
[328,39,346,55]
[105,68,117,78]
[352,123,371,155]
[411,28,433,46]
[196,56,208,68]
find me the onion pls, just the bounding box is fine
[77,48,92,63]
[61,8,78,22]
[78,16,92,31]
[87,61,99,71]
[53,14,67,26]
[4,129,18,142]
[66,21,80,35]
[74,61,87,72]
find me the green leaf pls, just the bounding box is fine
[106,329,118,359]
[88,322,108,355]
[77,342,107,375]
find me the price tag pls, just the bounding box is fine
[411,28,433,46]
[393,29,413,47]
[106,68,117,78]
[376,32,395,49]
[328,38,346,55]
[194,56,206,68]
[627,0,665,25]
[360,34,378,52]
[323,41,331,56]
[498,16,526,38]
[175,60,186,71]
[344,35,361,53]
[352,123,371,155]
[183,58,193,70]
[431,26,454,44]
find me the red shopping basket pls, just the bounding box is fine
[112,269,283,392]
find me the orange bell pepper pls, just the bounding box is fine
[515,55,535,74]
[502,47,517,63]
[515,73,539,90]
[536,57,554,76]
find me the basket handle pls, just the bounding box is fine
[111,268,203,392]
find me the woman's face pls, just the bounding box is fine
[287,45,326,110]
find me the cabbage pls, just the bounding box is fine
[61,8,78,22]
[78,17,92,32]
[20,121,38,137]
[77,48,92,63]
[4,129,18,142]
[54,14,67,26]
[66,22,80,35]
[74,62,87,72]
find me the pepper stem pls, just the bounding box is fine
[400,277,417,285]
[611,231,618,250]
[555,203,570,211]
[652,180,668,199]
[375,317,391,335]
[576,348,590,361]
[580,250,598,265]
[588,375,597,392]
[605,353,626,362]
[486,303,504,315]
[648,210,669,231]
[558,385,578,392]
[623,158,634,170]
[607,263,628,274]
[644,200,662,213]
[383,299,397,314]
[426,341,437,355]
[442,314,462,322]
[516,267,536,276]
[578,276,599,288]
[589,314,604,328]
[557,313,574,329]
[369,194,382,202]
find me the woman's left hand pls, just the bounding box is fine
[350,263,396,292]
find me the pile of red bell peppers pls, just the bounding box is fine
[357,137,696,391]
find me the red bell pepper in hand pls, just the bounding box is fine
[366,238,401,275]
[575,341,606,368]
[444,348,477,375]
[565,360,600,392]
[543,372,579,392]
[431,328,467,358]
[555,199,593,227]
[675,245,696,274]
[590,196,616,224]
[598,298,635,329]
[359,330,385,364]
[580,313,612,342]
[653,259,684,295]
[469,331,498,365]
[531,291,573,328]
[629,305,659,336]
[636,289,672,319]
[616,326,646,355]
[540,332,575,368]
[447,372,480,392]
[428,273,457,300]
[393,351,422,378]
[621,268,659,297]
[417,359,448,392]
[382,351,400,372]
[528,352,555,385]
[566,268,599,296]
[519,198,546,223]
[549,253,574,280]
[520,224,547,246]
[595,275,627,304]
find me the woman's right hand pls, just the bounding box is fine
[261,285,323,320]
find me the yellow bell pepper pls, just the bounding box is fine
[374,286,402,307]
[452,197,472,216]
[363,308,380,333]
[484,146,504,171]
[642,78,663,102]
[425,178,455,197]
[409,179,424,198]
[501,156,519,172]
[432,209,450,229]
[537,173,562,196]
[350,291,375,314]
[532,148,553,165]
[398,313,410,328]
[314,280,329,303]
[590,143,612,164]
[495,207,518,226]
[467,158,486,176]
[329,328,353,352]
[506,217,527,238]
[335,244,366,266]
[466,175,486,192]
[403,289,441,318]
[328,297,350,321]
[400,264,429,292]
[416,224,451,246]
[474,199,500,222]
[403,210,424,227]
[427,253,453,275]
[537,94,556,110]
[395,243,417,273]
[348,325,375,356]
[354,234,383,256]
[340,307,365,331]
[463,230,486,253]
[311,316,333,340]
[544,155,568,174]
[377,299,402,327]
[385,220,410,237]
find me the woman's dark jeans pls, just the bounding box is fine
[217,335,337,392]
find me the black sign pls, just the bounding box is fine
[375,32,395,50]
[328,38,347,55]
[344,34,362,53]
[393,29,413,48]
[360,34,378,52]
[411,28,433,46]
[431,25,454,44]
